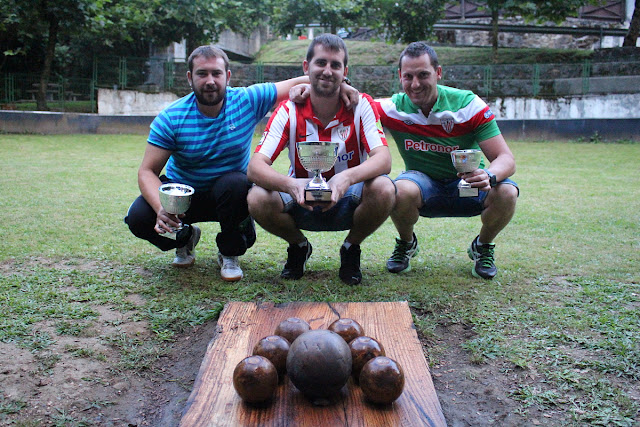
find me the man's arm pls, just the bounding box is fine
[462,134,516,191]
[327,145,392,203]
[138,144,181,233]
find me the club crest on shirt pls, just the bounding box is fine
[441,118,455,133]
[337,124,351,141]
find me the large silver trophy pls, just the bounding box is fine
[451,149,483,197]
[297,141,340,203]
[158,183,195,239]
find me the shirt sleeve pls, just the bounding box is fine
[244,83,277,121]
[255,100,291,162]
[358,94,387,153]
[148,111,176,151]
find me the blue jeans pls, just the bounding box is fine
[278,182,365,231]
[396,170,519,218]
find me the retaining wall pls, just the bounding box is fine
[1,110,638,141]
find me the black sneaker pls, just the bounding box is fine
[467,236,497,279]
[239,216,256,249]
[281,240,312,280]
[339,244,362,285]
[386,233,419,273]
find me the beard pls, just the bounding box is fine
[193,86,226,106]
[311,77,340,98]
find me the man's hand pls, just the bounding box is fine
[289,83,360,109]
[155,208,184,234]
[285,178,315,211]
[457,169,491,192]
[289,84,310,104]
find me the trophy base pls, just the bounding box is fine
[305,188,332,202]
[163,224,190,240]
[458,187,479,197]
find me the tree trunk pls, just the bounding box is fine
[491,7,499,62]
[37,17,58,111]
[623,0,640,47]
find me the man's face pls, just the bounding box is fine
[187,56,230,107]
[399,53,442,110]
[304,45,347,98]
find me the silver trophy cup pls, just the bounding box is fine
[297,141,340,203]
[451,149,483,197]
[158,183,195,239]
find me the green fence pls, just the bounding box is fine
[2,57,640,112]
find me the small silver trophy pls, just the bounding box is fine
[158,183,195,239]
[451,149,483,197]
[297,141,340,203]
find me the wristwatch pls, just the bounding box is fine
[485,169,497,187]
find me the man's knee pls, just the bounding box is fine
[248,186,281,218]
[363,176,395,207]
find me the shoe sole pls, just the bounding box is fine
[172,260,195,268]
[217,254,243,282]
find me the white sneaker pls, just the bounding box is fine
[217,252,243,282]
[172,225,201,268]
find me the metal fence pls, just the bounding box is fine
[2,57,640,112]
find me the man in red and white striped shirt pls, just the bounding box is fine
[247,34,395,285]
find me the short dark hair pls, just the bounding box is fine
[306,33,348,67]
[188,45,230,73]
[398,41,439,70]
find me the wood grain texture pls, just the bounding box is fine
[180,301,446,427]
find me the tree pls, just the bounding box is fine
[367,0,445,43]
[624,0,640,47]
[271,0,363,37]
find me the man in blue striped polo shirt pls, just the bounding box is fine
[125,45,357,282]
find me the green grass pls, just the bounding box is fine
[0,134,639,424]
[255,40,594,65]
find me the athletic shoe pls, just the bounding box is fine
[172,225,201,268]
[339,244,362,285]
[281,240,313,280]
[467,235,497,279]
[239,216,256,249]
[217,252,243,282]
[386,233,420,273]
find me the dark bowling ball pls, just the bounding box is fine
[232,355,278,404]
[359,356,405,405]
[349,336,385,382]
[286,329,352,405]
[274,317,310,344]
[328,318,364,344]
[252,335,290,380]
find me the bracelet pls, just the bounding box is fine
[343,77,352,86]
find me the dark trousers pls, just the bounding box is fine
[125,172,253,256]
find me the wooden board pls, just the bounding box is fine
[180,301,446,427]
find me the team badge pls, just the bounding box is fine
[484,109,493,119]
[441,118,455,133]
[337,124,351,141]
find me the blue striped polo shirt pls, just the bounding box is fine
[148,83,276,190]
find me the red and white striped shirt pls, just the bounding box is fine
[255,94,387,179]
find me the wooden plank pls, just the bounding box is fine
[180,301,446,427]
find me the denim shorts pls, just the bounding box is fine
[396,170,519,218]
[279,182,364,231]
